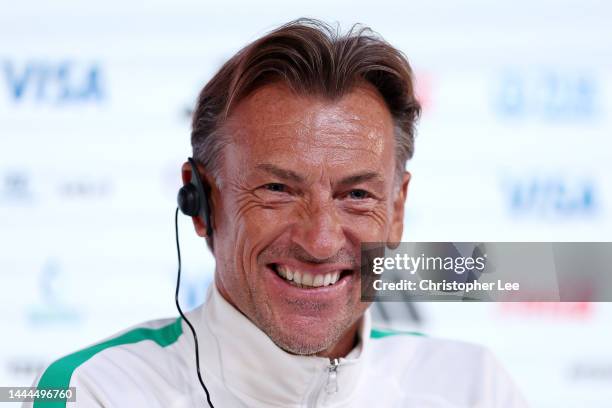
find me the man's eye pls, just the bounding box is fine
[264,183,287,193]
[348,189,370,200]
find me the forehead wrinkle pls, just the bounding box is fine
[234,126,386,156]
[227,89,393,150]
[262,118,384,148]
[251,101,380,135]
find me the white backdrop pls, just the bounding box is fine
[1,0,611,406]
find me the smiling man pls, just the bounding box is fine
[204,79,399,361]
[29,19,527,408]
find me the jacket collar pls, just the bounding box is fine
[191,283,371,406]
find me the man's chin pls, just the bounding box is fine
[263,315,352,356]
[251,264,363,355]
[271,330,337,356]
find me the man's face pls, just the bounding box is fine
[197,82,409,355]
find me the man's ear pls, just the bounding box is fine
[388,171,410,247]
[181,161,209,238]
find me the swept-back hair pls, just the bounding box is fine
[191,18,421,184]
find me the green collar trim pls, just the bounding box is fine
[370,327,425,339]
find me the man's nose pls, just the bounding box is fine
[291,201,346,261]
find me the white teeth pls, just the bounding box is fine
[330,272,340,285]
[274,265,346,288]
[293,270,302,285]
[302,273,313,286]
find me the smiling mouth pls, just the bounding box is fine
[269,264,353,289]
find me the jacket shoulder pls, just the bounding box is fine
[367,328,529,407]
[28,317,184,407]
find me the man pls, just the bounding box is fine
[29,19,527,407]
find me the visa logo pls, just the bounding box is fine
[2,60,104,104]
[504,177,597,217]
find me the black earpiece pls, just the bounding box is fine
[174,157,216,407]
[177,157,213,236]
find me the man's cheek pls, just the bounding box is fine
[344,214,389,241]
[244,207,295,241]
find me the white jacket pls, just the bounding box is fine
[28,284,528,407]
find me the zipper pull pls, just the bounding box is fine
[326,358,339,395]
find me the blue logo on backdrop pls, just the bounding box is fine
[494,70,599,121]
[58,178,112,199]
[2,60,105,104]
[1,170,112,204]
[0,170,32,202]
[502,176,597,218]
[27,258,82,325]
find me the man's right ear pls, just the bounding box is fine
[180,161,210,238]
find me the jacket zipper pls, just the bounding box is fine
[325,358,339,395]
[307,358,341,407]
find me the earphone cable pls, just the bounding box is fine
[175,207,215,408]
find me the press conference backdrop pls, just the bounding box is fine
[1,0,611,406]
